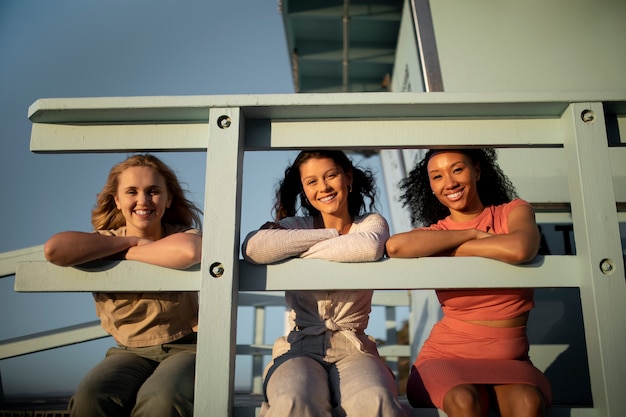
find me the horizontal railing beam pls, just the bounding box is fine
[0,245,44,278]
[14,260,200,292]
[238,256,581,290]
[15,256,582,293]
[27,92,626,124]
[0,321,107,360]
[30,123,209,153]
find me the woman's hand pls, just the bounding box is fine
[386,228,482,258]
[475,227,494,239]
[453,205,540,264]
[125,232,202,269]
[259,221,286,230]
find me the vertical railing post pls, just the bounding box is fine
[561,102,626,416]
[385,306,399,377]
[194,107,244,416]
[252,305,266,393]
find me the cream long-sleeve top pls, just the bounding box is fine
[242,213,390,349]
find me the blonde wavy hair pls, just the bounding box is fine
[91,154,202,231]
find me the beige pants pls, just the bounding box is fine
[260,330,408,417]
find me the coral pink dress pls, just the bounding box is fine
[406,199,552,409]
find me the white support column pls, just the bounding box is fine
[195,107,245,417]
[380,148,440,362]
[561,102,626,416]
[379,149,413,235]
[252,305,266,394]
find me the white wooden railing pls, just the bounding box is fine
[0,248,410,397]
[5,92,626,416]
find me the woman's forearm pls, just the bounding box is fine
[44,231,137,266]
[242,228,336,264]
[454,231,539,264]
[125,232,202,269]
[386,229,479,258]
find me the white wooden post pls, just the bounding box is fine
[561,102,626,415]
[195,108,245,416]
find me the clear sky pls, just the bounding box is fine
[0,0,399,395]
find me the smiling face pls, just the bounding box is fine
[114,166,172,238]
[299,157,352,224]
[427,151,483,221]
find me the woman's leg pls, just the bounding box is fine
[261,355,332,417]
[492,384,545,417]
[132,350,196,417]
[69,348,156,417]
[330,353,408,417]
[442,384,489,417]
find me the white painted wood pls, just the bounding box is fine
[27,92,626,124]
[14,256,582,292]
[380,149,414,234]
[617,116,626,144]
[30,123,208,152]
[560,103,626,416]
[268,118,562,148]
[14,260,200,292]
[238,256,583,290]
[0,321,107,360]
[194,107,245,417]
[0,245,44,278]
[11,93,626,417]
[251,306,266,393]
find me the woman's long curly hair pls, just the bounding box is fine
[400,148,517,227]
[91,154,203,231]
[273,150,378,221]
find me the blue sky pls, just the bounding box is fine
[0,0,398,395]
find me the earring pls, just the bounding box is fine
[349,184,353,192]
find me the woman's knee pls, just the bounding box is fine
[132,371,195,416]
[132,390,193,417]
[70,385,131,417]
[443,384,487,416]
[263,359,332,417]
[496,384,545,417]
[69,366,138,417]
[340,384,406,417]
[266,391,332,416]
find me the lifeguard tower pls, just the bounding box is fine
[1,1,625,416]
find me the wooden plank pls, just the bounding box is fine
[561,103,626,415]
[14,261,200,292]
[238,256,583,291]
[0,245,44,278]
[27,92,626,124]
[30,123,208,152]
[194,108,245,417]
[265,117,562,149]
[14,255,582,293]
[0,321,107,360]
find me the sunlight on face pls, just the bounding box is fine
[113,166,172,238]
[299,157,352,220]
[427,151,483,220]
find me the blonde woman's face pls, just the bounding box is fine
[114,166,172,238]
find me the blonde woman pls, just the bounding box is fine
[45,154,202,417]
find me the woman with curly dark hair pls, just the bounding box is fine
[243,150,407,417]
[386,148,551,417]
